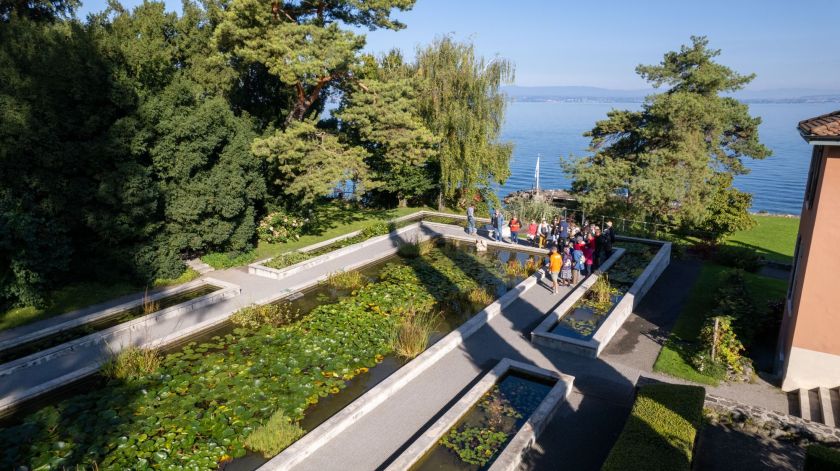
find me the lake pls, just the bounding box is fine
[497,101,840,215]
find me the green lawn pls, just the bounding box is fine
[726,214,799,263]
[653,262,788,385]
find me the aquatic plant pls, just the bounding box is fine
[503,259,524,278]
[396,238,433,258]
[591,275,613,306]
[439,426,509,466]
[524,257,541,276]
[325,270,367,291]
[101,346,161,381]
[142,290,159,315]
[243,410,305,457]
[229,302,301,329]
[465,286,495,306]
[265,251,312,270]
[390,308,441,359]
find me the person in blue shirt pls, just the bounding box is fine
[466,204,476,235]
[572,244,585,285]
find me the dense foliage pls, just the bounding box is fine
[602,384,705,471]
[565,36,769,241]
[0,0,515,310]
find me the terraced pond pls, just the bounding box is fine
[412,371,555,470]
[0,284,221,365]
[0,240,541,471]
[549,242,659,339]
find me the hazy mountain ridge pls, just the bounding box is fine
[503,86,840,103]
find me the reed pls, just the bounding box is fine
[325,270,367,290]
[101,346,161,380]
[391,308,441,359]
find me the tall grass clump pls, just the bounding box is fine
[391,308,441,359]
[524,257,541,276]
[504,259,524,278]
[142,290,159,315]
[101,346,161,380]
[230,303,301,329]
[244,410,305,457]
[265,251,312,270]
[397,239,433,258]
[325,270,367,290]
[465,286,495,306]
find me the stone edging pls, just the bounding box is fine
[384,358,574,471]
[0,279,222,354]
[704,394,840,443]
[531,238,671,357]
[258,259,546,470]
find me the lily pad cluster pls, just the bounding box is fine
[0,244,514,470]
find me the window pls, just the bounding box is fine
[804,146,824,210]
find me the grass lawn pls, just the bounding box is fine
[726,214,799,264]
[0,268,201,333]
[653,262,788,385]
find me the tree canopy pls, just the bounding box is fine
[565,36,769,238]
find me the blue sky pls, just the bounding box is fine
[77,0,840,90]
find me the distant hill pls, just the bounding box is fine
[503,86,840,103]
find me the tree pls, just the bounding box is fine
[414,37,514,208]
[253,119,369,207]
[0,0,78,22]
[565,36,770,237]
[214,0,415,124]
[337,72,437,206]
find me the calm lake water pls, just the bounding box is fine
[497,101,840,215]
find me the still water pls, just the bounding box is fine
[497,101,839,215]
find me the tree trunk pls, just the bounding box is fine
[398,197,407,208]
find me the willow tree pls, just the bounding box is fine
[214,0,415,124]
[414,37,515,208]
[565,36,769,237]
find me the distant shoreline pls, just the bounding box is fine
[507,97,840,105]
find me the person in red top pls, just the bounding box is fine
[526,220,538,246]
[508,216,521,245]
[582,233,595,276]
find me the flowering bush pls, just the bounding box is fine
[258,210,307,243]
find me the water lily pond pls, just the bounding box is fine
[0,284,221,365]
[550,242,659,340]
[0,239,540,471]
[412,372,554,470]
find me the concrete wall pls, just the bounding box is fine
[781,145,840,391]
[383,359,574,471]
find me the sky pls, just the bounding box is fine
[76,0,840,91]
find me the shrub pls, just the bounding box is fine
[101,346,161,381]
[805,444,840,471]
[713,245,761,272]
[390,308,441,359]
[243,410,305,457]
[361,222,390,238]
[325,270,367,291]
[201,250,258,269]
[464,286,495,306]
[257,210,307,244]
[692,315,750,380]
[153,268,200,288]
[602,384,705,471]
[265,251,312,270]
[229,303,301,329]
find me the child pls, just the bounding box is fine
[561,247,573,286]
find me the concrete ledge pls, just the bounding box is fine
[0,277,239,376]
[259,264,545,470]
[0,279,223,355]
[531,239,671,357]
[384,358,574,471]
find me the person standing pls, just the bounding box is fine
[466,204,476,235]
[559,217,570,247]
[572,243,585,285]
[509,215,521,245]
[561,246,573,286]
[537,218,549,248]
[494,209,504,242]
[603,221,616,253]
[582,234,595,276]
[548,246,562,294]
[596,228,610,267]
[526,220,538,245]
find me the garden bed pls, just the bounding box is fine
[0,283,221,365]
[531,237,670,357]
[0,240,541,470]
[385,359,573,471]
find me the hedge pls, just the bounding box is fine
[806,445,840,471]
[601,384,706,471]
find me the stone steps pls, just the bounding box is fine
[186,258,214,275]
[792,386,840,428]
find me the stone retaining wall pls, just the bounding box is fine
[705,394,840,444]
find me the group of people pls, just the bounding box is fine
[465,204,617,296]
[546,220,615,294]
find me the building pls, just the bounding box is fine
[778,110,840,391]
